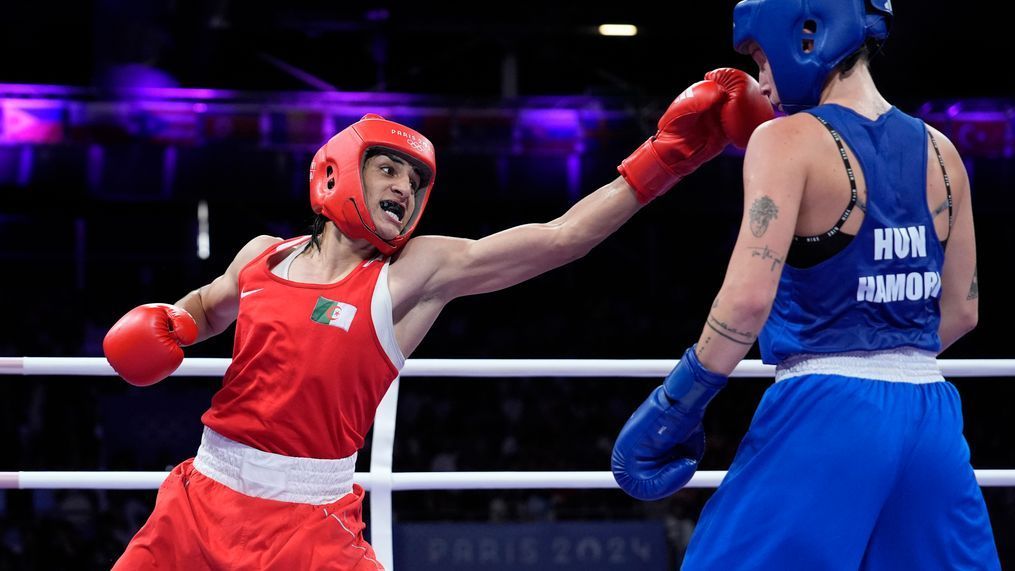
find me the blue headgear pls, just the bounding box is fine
[733,0,893,114]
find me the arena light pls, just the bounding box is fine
[197,200,210,260]
[598,24,638,37]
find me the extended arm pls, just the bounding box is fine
[401,69,773,303]
[402,176,642,301]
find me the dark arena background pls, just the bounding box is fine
[1,2,1013,569]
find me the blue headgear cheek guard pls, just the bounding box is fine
[732,0,893,114]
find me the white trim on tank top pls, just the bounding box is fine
[371,262,406,370]
[270,239,307,279]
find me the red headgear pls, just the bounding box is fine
[309,114,436,255]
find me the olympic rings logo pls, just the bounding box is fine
[408,138,430,154]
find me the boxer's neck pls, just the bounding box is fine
[819,61,891,121]
[295,222,375,284]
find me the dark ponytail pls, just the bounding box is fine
[308,213,328,252]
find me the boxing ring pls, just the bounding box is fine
[2,357,1013,569]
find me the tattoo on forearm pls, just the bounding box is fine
[706,314,756,345]
[967,267,978,300]
[747,245,785,271]
[749,196,779,237]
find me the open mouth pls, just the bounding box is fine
[379,200,405,223]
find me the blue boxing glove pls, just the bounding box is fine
[611,345,728,501]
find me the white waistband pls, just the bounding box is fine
[774,347,945,384]
[193,427,355,505]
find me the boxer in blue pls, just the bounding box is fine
[611,1,1001,568]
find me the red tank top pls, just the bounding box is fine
[201,236,404,459]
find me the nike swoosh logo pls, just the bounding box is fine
[240,288,263,299]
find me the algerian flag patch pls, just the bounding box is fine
[310,297,358,332]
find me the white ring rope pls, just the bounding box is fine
[1,355,1012,491]
[4,356,1013,570]
[3,357,1015,377]
[3,470,1014,490]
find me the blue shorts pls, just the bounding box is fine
[682,373,1000,570]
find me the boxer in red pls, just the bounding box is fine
[103,69,772,570]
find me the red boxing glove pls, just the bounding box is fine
[619,78,730,203]
[619,69,775,203]
[103,303,198,387]
[705,68,775,149]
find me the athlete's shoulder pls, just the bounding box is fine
[745,113,826,155]
[387,234,473,305]
[921,123,969,190]
[241,234,286,256]
[246,234,286,248]
[228,235,286,273]
[923,123,962,160]
[743,113,828,177]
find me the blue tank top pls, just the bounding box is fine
[759,104,944,365]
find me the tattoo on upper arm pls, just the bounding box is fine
[746,245,785,271]
[749,196,779,237]
[706,314,756,345]
[967,266,978,300]
[933,199,950,217]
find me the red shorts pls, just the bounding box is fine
[112,459,383,570]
